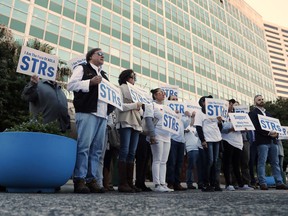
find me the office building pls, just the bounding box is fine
[264,21,288,98]
[0,0,277,104]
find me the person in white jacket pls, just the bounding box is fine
[166,95,191,191]
[184,111,202,189]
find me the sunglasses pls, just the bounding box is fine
[94,52,104,56]
[129,74,136,81]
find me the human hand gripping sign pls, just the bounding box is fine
[90,75,102,86]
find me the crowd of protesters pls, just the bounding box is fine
[16,48,288,194]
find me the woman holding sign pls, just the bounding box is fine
[116,69,143,193]
[143,88,173,192]
[221,100,254,191]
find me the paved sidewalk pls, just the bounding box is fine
[0,181,288,215]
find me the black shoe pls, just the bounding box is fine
[201,186,214,192]
[174,184,187,191]
[260,184,268,190]
[0,185,6,192]
[141,185,152,192]
[276,184,288,190]
[55,186,61,192]
[214,186,223,192]
[187,185,197,189]
[198,185,204,190]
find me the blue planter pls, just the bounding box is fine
[0,132,76,193]
[265,176,276,187]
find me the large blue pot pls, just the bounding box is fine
[0,132,76,193]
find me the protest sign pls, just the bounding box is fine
[16,46,58,81]
[279,126,288,140]
[234,105,249,113]
[185,100,202,114]
[67,54,86,70]
[228,113,255,131]
[205,98,229,119]
[160,85,179,98]
[162,106,181,135]
[165,100,185,114]
[98,79,123,110]
[258,115,282,133]
[127,82,152,105]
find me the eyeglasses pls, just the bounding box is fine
[129,74,136,81]
[94,52,104,56]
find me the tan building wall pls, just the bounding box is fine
[264,21,288,98]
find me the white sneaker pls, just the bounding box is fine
[161,184,174,192]
[239,184,254,190]
[154,185,167,192]
[226,185,235,191]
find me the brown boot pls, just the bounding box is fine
[103,168,115,191]
[118,161,133,192]
[127,162,142,192]
[74,179,90,193]
[86,179,105,193]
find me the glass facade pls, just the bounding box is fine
[0,0,277,104]
[264,22,288,98]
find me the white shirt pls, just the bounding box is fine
[67,63,107,119]
[194,111,222,142]
[171,114,191,143]
[144,102,171,143]
[221,121,243,150]
[185,126,201,152]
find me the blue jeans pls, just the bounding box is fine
[74,113,107,185]
[118,127,140,163]
[257,143,283,185]
[249,141,258,184]
[199,142,219,186]
[186,150,199,186]
[166,139,185,185]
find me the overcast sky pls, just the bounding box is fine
[244,0,288,28]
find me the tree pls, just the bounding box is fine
[264,97,288,171]
[0,25,72,131]
[0,24,30,131]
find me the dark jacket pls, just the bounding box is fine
[73,63,115,115]
[22,80,70,132]
[249,107,276,145]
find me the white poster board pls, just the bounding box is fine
[127,82,152,105]
[165,100,185,114]
[160,85,179,98]
[234,105,249,113]
[16,46,59,81]
[228,113,255,131]
[258,115,282,133]
[185,100,202,114]
[279,126,288,140]
[161,106,181,135]
[98,79,123,111]
[205,98,229,119]
[67,54,86,70]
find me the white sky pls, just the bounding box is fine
[244,0,288,28]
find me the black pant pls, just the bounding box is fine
[222,140,243,187]
[135,134,151,187]
[249,141,258,184]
